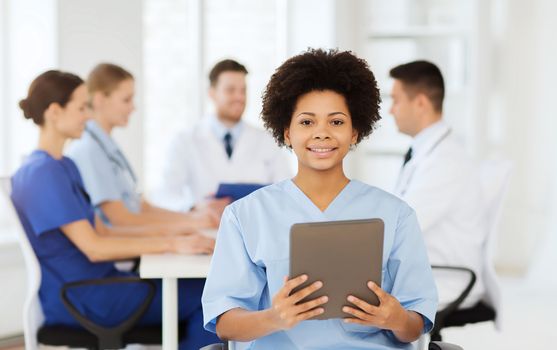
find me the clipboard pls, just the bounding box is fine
[215,183,267,202]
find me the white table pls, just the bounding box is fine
[139,253,212,350]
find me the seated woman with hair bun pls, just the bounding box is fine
[11,70,220,349]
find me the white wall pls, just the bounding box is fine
[286,0,336,55]
[57,0,145,189]
[490,0,557,273]
[0,0,57,177]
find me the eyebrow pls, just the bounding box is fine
[296,111,348,118]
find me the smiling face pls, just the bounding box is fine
[284,90,357,174]
[209,71,247,125]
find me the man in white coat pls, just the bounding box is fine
[389,60,487,309]
[158,59,292,211]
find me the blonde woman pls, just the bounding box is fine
[67,63,228,230]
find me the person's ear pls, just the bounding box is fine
[351,129,358,145]
[415,93,430,112]
[43,102,62,123]
[208,85,216,101]
[284,127,291,148]
[91,91,105,110]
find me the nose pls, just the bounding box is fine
[312,121,331,140]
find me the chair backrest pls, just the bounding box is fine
[477,160,513,330]
[0,176,44,350]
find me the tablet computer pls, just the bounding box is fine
[215,183,267,202]
[289,218,384,320]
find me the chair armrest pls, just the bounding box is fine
[60,276,155,349]
[431,265,476,317]
[430,265,476,340]
[429,341,464,350]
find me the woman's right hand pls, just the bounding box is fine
[195,197,231,221]
[187,197,231,229]
[268,274,328,331]
[172,234,215,255]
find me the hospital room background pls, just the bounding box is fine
[0,0,556,348]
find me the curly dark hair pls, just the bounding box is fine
[261,48,381,146]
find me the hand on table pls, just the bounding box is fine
[172,234,215,255]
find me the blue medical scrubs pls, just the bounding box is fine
[66,120,141,221]
[11,150,219,349]
[202,179,438,349]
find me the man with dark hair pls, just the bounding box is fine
[208,59,248,86]
[389,60,487,309]
[158,59,291,210]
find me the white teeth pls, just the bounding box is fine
[310,148,333,153]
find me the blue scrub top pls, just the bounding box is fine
[66,120,141,220]
[202,179,438,349]
[11,150,141,326]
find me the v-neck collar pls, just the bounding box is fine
[85,120,121,155]
[284,179,360,220]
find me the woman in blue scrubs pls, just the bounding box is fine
[202,49,438,349]
[12,70,220,349]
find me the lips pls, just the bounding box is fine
[306,146,338,158]
[308,147,336,153]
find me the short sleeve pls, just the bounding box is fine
[12,164,89,236]
[387,204,438,333]
[202,206,267,333]
[67,139,122,206]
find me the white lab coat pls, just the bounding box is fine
[394,120,487,309]
[156,116,292,210]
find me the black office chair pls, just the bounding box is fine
[0,177,186,350]
[53,276,185,349]
[40,277,188,350]
[429,265,496,342]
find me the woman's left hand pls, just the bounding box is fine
[342,281,408,332]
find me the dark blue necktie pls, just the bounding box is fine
[224,132,233,159]
[403,147,413,166]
